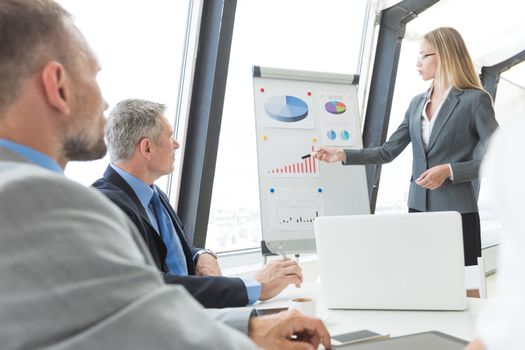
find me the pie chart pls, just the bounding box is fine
[325,100,346,114]
[264,95,309,122]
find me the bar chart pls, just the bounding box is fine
[268,187,325,231]
[279,210,319,225]
[267,145,318,175]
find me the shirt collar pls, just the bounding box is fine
[110,164,154,209]
[0,139,63,174]
[426,86,452,100]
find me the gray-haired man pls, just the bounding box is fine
[93,98,304,309]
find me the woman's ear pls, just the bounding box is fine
[41,61,71,115]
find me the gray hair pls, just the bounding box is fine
[0,0,73,114]
[106,99,167,163]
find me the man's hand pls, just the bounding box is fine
[255,260,303,301]
[415,164,451,190]
[249,310,332,350]
[312,147,346,163]
[195,252,222,276]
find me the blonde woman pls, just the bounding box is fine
[313,27,498,266]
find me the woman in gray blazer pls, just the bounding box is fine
[313,27,499,266]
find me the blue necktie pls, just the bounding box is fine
[150,189,188,276]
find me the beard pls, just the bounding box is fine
[63,132,107,161]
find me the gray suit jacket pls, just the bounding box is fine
[344,88,498,213]
[0,148,258,350]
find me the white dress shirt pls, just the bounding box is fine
[421,87,453,179]
[421,87,450,150]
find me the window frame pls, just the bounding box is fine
[175,0,238,248]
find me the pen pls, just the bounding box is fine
[301,154,311,159]
[278,246,289,261]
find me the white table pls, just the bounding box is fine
[256,282,485,342]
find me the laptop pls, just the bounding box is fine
[314,212,466,310]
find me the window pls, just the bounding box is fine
[375,0,524,216]
[478,62,525,241]
[374,0,525,258]
[57,0,191,193]
[373,36,428,214]
[207,0,369,252]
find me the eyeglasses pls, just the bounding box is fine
[418,53,436,62]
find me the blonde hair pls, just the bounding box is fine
[423,27,483,93]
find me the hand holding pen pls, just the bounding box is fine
[309,147,346,163]
[279,246,289,261]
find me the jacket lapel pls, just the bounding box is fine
[426,88,462,153]
[412,94,427,153]
[103,165,157,231]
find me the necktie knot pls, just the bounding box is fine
[150,189,161,209]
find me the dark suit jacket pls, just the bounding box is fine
[92,165,248,308]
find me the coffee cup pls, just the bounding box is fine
[289,297,316,317]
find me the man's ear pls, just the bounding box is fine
[41,61,71,115]
[138,138,153,160]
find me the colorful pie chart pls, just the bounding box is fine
[341,130,350,140]
[327,130,336,140]
[325,100,346,115]
[264,95,309,122]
